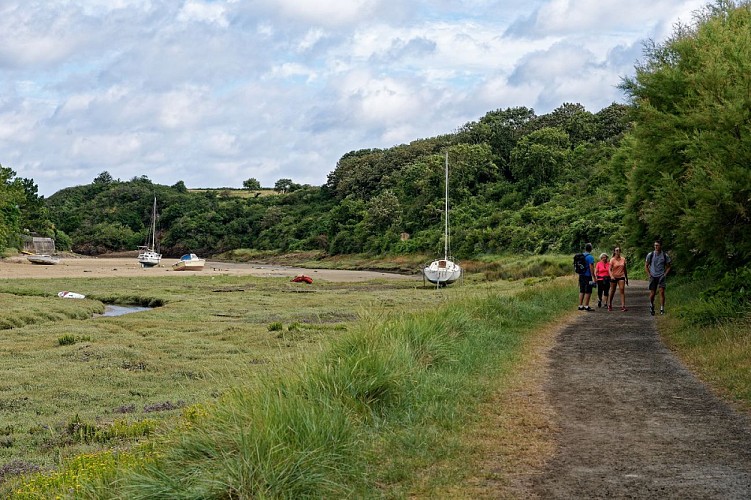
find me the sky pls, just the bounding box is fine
[1,0,706,197]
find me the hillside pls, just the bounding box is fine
[37,102,631,262]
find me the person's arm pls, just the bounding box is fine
[625,262,629,285]
[645,255,651,278]
[589,262,596,283]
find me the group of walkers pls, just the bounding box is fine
[576,241,671,315]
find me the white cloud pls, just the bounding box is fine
[157,87,211,129]
[70,134,142,163]
[297,28,328,52]
[272,0,381,27]
[205,132,240,156]
[267,63,317,82]
[178,0,230,27]
[0,0,710,196]
[506,0,707,38]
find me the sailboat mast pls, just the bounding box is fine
[151,196,157,250]
[444,152,449,260]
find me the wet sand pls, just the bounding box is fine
[0,256,418,282]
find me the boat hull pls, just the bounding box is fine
[27,254,60,265]
[423,259,461,285]
[172,254,205,271]
[172,261,205,271]
[138,249,162,268]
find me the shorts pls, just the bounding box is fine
[579,274,593,294]
[649,275,667,291]
[612,277,626,283]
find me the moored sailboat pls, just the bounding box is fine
[138,196,162,268]
[423,152,461,287]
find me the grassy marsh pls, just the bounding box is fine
[0,274,453,468]
[0,268,568,497]
[3,256,749,497]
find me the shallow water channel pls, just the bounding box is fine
[100,305,151,317]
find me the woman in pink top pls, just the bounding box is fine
[607,246,629,311]
[595,253,610,308]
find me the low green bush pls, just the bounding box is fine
[678,265,751,325]
[58,334,76,346]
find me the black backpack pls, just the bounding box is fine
[573,253,587,274]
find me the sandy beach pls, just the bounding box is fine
[0,255,418,282]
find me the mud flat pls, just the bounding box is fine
[0,256,418,282]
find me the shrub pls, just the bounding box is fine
[58,334,76,346]
[268,322,283,332]
[680,265,751,325]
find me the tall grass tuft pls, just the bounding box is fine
[307,332,415,419]
[117,384,362,499]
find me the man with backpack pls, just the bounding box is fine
[574,243,597,311]
[645,240,672,315]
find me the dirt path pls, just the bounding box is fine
[531,281,751,498]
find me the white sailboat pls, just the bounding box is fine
[423,152,462,287]
[138,196,162,268]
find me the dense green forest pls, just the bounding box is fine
[11,101,631,260]
[2,0,749,279]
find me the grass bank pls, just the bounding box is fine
[9,277,573,498]
[657,272,751,411]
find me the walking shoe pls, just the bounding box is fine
[650,304,655,316]
[598,300,602,308]
[584,306,595,312]
[621,307,628,312]
[608,304,612,311]
[578,305,584,311]
[660,308,665,315]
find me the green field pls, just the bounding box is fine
[0,269,574,497]
[0,274,440,466]
[2,266,748,498]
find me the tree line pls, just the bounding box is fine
[21,100,630,260]
[1,0,749,279]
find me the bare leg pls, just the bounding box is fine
[608,282,617,307]
[619,279,626,308]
